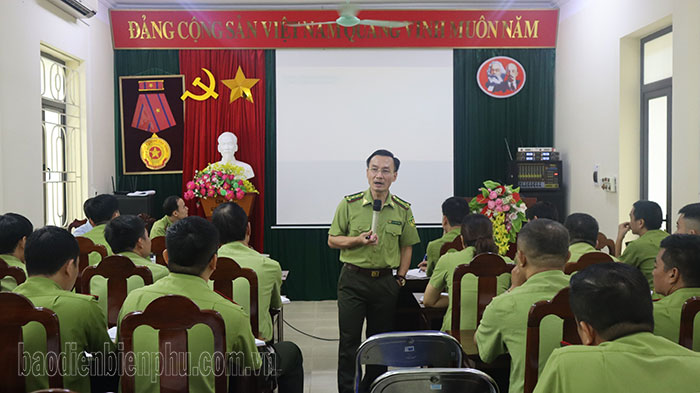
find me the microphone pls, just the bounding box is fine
[370,199,382,241]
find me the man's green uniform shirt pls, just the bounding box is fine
[534,332,700,393]
[475,270,570,393]
[118,273,261,393]
[0,254,26,291]
[217,241,282,342]
[81,224,113,266]
[149,215,172,239]
[14,276,115,393]
[425,228,461,277]
[619,229,668,289]
[653,287,700,351]
[88,251,170,322]
[329,189,420,269]
[428,247,511,331]
[568,242,619,262]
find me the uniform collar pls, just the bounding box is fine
[0,254,23,266]
[362,189,394,208]
[640,229,668,239]
[219,241,259,256]
[522,269,566,285]
[569,242,596,252]
[168,272,210,287]
[160,215,173,226]
[24,276,64,291]
[119,251,152,264]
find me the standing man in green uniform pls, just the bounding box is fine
[118,217,261,393]
[0,212,33,291]
[328,149,420,393]
[149,195,188,238]
[15,226,115,392]
[675,202,700,234]
[81,194,120,265]
[475,219,571,393]
[534,263,700,393]
[616,200,669,289]
[564,213,618,262]
[652,234,700,350]
[417,196,470,277]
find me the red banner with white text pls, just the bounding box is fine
[111,9,558,49]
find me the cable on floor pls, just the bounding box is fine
[282,318,339,341]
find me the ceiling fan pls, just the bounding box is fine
[287,2,411,28]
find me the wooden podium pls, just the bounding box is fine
[199,193,256,218]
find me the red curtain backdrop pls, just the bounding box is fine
[179,50,266,251]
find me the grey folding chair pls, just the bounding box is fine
[369,368,499,393]
[354,331,463,393]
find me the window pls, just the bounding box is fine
[40,48,85,226]
[640,27,672,232]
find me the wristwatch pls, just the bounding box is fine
[395,275,406,287]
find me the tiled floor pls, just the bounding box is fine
[282,300,341,393]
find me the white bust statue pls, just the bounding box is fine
[217,132,255,179]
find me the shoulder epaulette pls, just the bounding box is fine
[391,195,411,210]
[344,191,364,203]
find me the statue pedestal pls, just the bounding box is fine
[200,193,256,218]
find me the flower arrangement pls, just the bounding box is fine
[468,180,527,255]
[184,162,258,202]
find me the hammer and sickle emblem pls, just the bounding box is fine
[180,68,219,101]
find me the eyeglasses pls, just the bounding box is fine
[368,168,393,176]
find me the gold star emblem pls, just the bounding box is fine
[221,66,260,104]
[149,147,161,159]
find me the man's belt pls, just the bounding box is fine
[344,263,392,278]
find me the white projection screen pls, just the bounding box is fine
[276,49,453,226]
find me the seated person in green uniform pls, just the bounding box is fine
[652,234,700,350]
[475,219,571,393]
[15,226,115,392]
[117,216,262,392]
[418,196,470,277]
[85,215,170,321]
[534,263,700,393]
[149,195,188,239]
[212,202,304,393]
[81,194,120,265]
[564,213,618,262]
[424,214,511,330]
[525,201,559,222]
[615,200,669,289]
[0,212,33,291]
[675,202,700,234]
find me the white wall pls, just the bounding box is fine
[555,0,700,237]
[0,0,115,225]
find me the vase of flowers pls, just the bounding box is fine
[468,180,527,255]
[184,162,259,218]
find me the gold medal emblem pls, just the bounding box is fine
[140,133,171,170]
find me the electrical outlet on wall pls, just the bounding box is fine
[601,175,617,193]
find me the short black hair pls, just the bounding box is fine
[165,217,220,276]
[442,197,470,227]
[212,202,247,244]
[564,213,599,247]
[570,263,653,340]
[517,218,569,267]
[88,194,119,225]
[679,203,700,227]
[366,149,400,172]
[25,226,79,276]
[461,214,498,255]
[0,213,34,254]
[525,201,559,221]
[163,195,181,217]
[632,200,663,230]
[659,234,700,287]
[105,215,147,254]
[83,197,93,220]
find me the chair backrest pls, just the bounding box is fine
[680,296,700,350]
[209,257,259,338]
[80,255,154,328]
[369,368,499,393]
[354,331,463,393]
[452,253,515,330]
[440,235,464,257]
[595,232,615,254]
[0,292,63,390]
[119,295,227,393]
[67,218,87,233]
[0,257,26,286]
[75,237,108,275]
[524,287,580,393]
[30,389,79,393]
[563,251,614,274]
[150,236,167,266]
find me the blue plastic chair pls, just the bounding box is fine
[369,368,499,393]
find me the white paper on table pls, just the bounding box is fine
[108,326,117,342]
[255,338,266,347]
[281,295,291,304]
[419,292,449,304]
[406,268,427,279]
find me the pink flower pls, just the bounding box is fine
[186,181,195,190]
[495,199,503,206]
[495,205,504,212]
[223,182,231,190]
[222,174,229,181]
[503,205,511,212]
[226,190,235,200]
[215,171,223,177]
[205,182,212,189]
[207,189,215,197]
[236,189,245,200]
[238,180,244,186]
[487,200,496,209]
[489,191,498,200]
[184,190,195,200]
